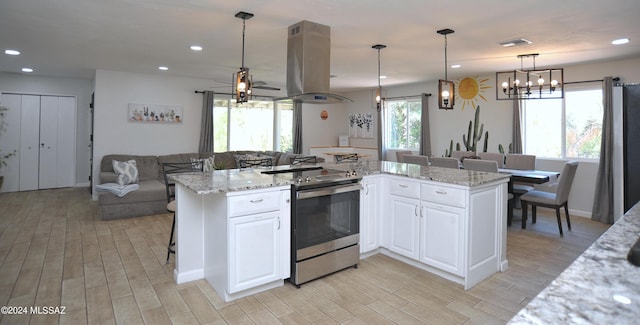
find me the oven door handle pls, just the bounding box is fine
[296,183,362,200]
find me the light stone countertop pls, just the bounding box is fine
[170,160,510,195]
[508,203,640,324]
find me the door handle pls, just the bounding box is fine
[277,217,281,230]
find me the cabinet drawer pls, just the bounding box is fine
[228,191,281,217]
[388,178,420,198]
[421,184,466,208]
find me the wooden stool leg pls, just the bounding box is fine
[166,213,176,263]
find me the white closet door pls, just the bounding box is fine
[56,96,75,187]
[19,95,41,191]
[0,94,23,192]
[39,96,59,189]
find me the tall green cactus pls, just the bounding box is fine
[483,131,489,152]
[445,139,454,157]
[462,106,484,154]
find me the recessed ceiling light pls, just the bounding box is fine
[21,68,33,73]
[5,49,20,55]
[451,64,461,69]
[158,66,169,71]
[190,45,203,51]
[612,38,630,45]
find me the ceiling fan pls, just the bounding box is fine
[210,78,281,92]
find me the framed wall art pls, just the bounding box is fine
[128,103,183,123]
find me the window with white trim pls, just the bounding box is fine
[523,84,603,159]
[213,99,293,152]
[384,99,422,150]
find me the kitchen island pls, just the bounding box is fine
[170,160,510,301]
[508,202,640,324]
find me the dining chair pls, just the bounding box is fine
[334,153,358,162]
[430,157,460,169]
[402,154,429,166]
[290,155,317,165]
[463,159,499,172]
[519,161,579,236]
[450,151,472,162]
[395,150,413,162]
[477,152,505,168]
[238,157,274,168]
[162,161,203,263]
[504,154,536,170]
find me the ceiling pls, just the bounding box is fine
[1,0,639,93]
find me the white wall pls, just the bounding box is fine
[92,70,218,197]
[301,102,348,153]
[0,72,93,187]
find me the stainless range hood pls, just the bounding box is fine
[275,20,352,104]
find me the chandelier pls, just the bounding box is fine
[437,28,455,109]
[233,11,254,103]
[372,44,386,111]
[496,53,563,100]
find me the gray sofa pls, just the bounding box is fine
[98,151,312,220]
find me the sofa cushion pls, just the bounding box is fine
[101,154,160,182]
[112,159,139,185]
[214,151,239,170]
[190,156,215,172]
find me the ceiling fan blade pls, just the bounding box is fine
[253,85,281,91]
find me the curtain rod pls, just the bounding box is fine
[564,79,603,85]
[384,93,431,101]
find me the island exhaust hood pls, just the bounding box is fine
[275,20,352,104]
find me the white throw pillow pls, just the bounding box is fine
[112,160,139,185]
[190,155,215,172]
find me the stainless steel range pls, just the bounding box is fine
[263,166,362,286]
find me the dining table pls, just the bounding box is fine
[499,168,561,227]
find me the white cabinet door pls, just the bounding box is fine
[388,195,420,260]
[360,177,380,254]
[19,95,41,191]
[420,202,464,276]
[55,96,76,188]
[228,210,281,294]
[280,189,291,279]
[39,96,59,189]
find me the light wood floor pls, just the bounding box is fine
[0,188,610,324]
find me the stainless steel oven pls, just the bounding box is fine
[262,166,362,286]
[291,178,361,286]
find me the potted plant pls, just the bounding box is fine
[0,105,17,190]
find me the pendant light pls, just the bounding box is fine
[372,44,386,111]
[234,11,254,103]
[437,28,455,110]
[495,53,564,100]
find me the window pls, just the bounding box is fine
[213,98,293,152]
[384,99,422,150]
[523,85,603,159]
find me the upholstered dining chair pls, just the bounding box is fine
[395,150,413,162]
[403,154,430,166]
[334,153,358,162]
[289,155,317,165]
[519,161,579,236]
[463,159,499,173]
[504,154,536,170]
[429,157,460,169]
[238,157,274,168]
[162,162,203,263]
[504,154,537,195]
[478,152,506,168]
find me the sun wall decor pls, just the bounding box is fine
[455,76,491,111]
